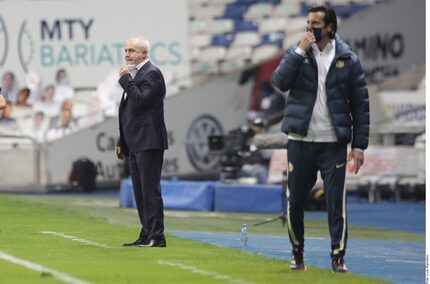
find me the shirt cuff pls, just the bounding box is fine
[294,47,306,56]
[352,148,364,152]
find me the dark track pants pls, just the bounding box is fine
[286,140,348,257]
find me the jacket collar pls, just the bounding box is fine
[135,60,151,77]
[333,34,354,59]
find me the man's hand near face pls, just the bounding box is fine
[298,31,316,52]
[119,66,129,78]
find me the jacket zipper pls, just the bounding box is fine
[303,51,318,136]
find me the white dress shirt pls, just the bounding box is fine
[128,58,149,79]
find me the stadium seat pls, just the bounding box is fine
[219,60,247,73]
[263,0,282,4]
[261,31,284,47]
[350,3,371,14]
[284,16,307,34]
[396,176,425,201]
[211,33,235,47]
[230,31,261,47]
[191,48,201,61]
[223,4,249,19]
[282,31,302,48]
[375,176,398,201]
[251,44,280,64]
[207,19,234,34]
[235,0,259,5]
[396,176,417,201]
[272,3,301,17]
[190,19,208,34]
[258,17,287,33]
[357,176,380,203]
[225,46,252,61]
[210,0,236,4]
[234,20,259,32]
[331,5,352,18]
[199,46,227,62]
[190,34,212,48]
[243,3,273,19]
[191,4,226,19]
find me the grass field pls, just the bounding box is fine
[0,193,418,283]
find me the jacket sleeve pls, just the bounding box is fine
[271,47,305,92]
[118,70,163,108]
[348,56,370,150]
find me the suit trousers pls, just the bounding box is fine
[128,149,164,240]
[286,140,348,257]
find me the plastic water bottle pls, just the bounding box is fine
[240,224,248,248]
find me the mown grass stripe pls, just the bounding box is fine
[40,231,112,248]
[0,251,91,284]
[158,260,255,284]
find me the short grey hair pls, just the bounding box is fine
[129,36,150,54]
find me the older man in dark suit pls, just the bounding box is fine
[115,36,168,247]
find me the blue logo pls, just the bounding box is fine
[18,20,35,72]
[186,115,223,172]
[0,15,8,67]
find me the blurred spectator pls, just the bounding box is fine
[1,71,18,104]
[16,88,32,108]
[33,85,60,120]
[22,111,47,143]
[0,102,19,133]
[46,109,76,141]
[26,70,43,104]
[163,67,180,97]
[13,88,33,119]
[62,98,73,112]
[258,81,286,126]
[237,117,270,184]
[53,68,74,105]
[96,71,122,116]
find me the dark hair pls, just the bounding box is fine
[308,4,337,39]
[2,71,15,81]
[56,68,67,83]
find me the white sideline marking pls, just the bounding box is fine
[0,251,91,284]
[385,259,425,264]
[158,260,255,284]
[40,231,111,248]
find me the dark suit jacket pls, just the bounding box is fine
[118,61,168,156]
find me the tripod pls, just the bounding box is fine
[254,170,288,227]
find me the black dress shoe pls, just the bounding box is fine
[122,238,146,247]
[136,236,166,247]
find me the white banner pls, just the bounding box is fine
[0,0,190,88]
[340,0,424,84]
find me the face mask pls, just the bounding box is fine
[311,27,323,42]
[127,64,137,72]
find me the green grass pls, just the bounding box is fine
[0,194,393,284]
[11,194,424,242]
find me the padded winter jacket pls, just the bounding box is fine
[272,34,369,150]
